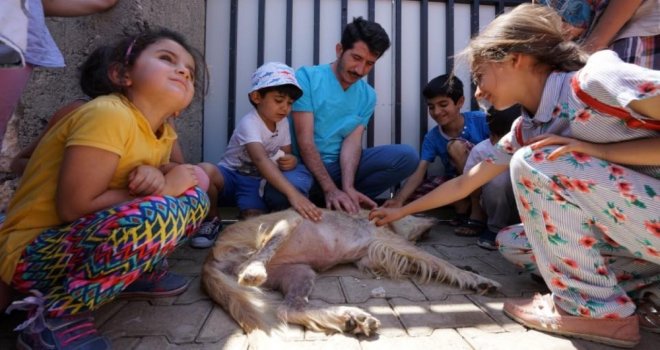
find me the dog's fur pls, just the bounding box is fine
[202,209,500,336]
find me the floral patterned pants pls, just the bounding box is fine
[499,147,660,318]
[11,187,209,317]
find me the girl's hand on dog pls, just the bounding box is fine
[290,193,323,222]
[369,207,404,226]
[128,165,166,196]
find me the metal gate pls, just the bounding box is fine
[204,0,528,162]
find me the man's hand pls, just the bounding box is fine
[345,187,377,210]
[324,188,358,213]
[277,154,298,171]
[369,207,405,226]
[128,165,165,196]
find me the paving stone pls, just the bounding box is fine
[170,258,204,277]
[101,300,213,343]
[361,329,473,350]
[477,252,532,276]
[279,334,361,350]
[467,295,527,333]
[432,243,492,259]
[108,336,140,349]
[169,245,209,263]
[340,276,426,303]
[447,256,500,276]
[133,334,248,349]
[306,276,344,304]
[412,278,472,301]
[197,306,244,343]
[94,299,127,326]
[391,295,503,336]
[459,327,588,350]
[176,276,210,304]
[417,225,476,247]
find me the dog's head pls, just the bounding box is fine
[388,214,438,241]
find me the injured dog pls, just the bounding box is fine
[202,209,500,336]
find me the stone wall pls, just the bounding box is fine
[0,0,207,210]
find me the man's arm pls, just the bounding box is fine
[292,111,337,193]
[339,125,377,211]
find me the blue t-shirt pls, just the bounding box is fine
[290,64,376,163]
[420,110,489,177]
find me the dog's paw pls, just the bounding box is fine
[237,261,268,287]
[473,275,501,295]
[340,307,380,336]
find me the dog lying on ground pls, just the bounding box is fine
[202,209,501,336]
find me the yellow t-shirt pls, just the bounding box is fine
[0,94,177,283]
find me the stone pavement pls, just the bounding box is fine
[1,212,658,349]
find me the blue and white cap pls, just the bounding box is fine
[250,62,302,94]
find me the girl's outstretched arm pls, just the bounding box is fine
[57,145,132,222]
[529,135,660,166]
[369,161,508,226]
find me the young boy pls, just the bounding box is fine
[383,74,489,228]
[463,106,521,250]
[191,62,322,248]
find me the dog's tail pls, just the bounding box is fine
[202,253,276,332]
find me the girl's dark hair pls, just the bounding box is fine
[79,27,208,98]
[458,4,587,73]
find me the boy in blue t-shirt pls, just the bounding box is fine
[383,74,489,228]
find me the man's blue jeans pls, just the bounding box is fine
[264,144,418,210]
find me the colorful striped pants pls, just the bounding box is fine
[11,187,209,317]
[498,147,660,318]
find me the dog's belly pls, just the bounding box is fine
[269,217,374,270]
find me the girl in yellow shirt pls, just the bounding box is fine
[0,28,209,350]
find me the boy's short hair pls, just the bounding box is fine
[249,62,303,107]
[486,105,521,137]
[422,74,464,103]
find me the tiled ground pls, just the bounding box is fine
[1,209,658,349]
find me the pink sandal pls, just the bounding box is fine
[503,293,640,348]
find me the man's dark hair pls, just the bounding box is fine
[487,105,521,137]
[341,17,390,57]
[248,84,303,108]
[422,74,464,103]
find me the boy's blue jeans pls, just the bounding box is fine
[264,144,418,210]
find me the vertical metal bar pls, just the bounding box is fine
[446,0,455,72]
[470,0,480,110]
[286,0,293,65]
[227,0,239,140]
[313,0,320,65]
[257,0,265,66]
[496,0,505,15]
[394,0,402,144]
[367,0,376,148]
[341,0,348,30]
[419,0,429,147]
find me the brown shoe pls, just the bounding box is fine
[503,293,640,348]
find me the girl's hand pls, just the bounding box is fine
[277,154,297,171]
[528,134,596,161]
[382,198,403,208]
[289,193,323,222]
[369,207,405,226]
[162,164,198,196]
[128,165,166,195]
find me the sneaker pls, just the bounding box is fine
[118,270,190,299]
[190,217,223,249]
[8,291,110,350]
[476,229,498,250]
[503,293,640,348]
[17,314,111,350]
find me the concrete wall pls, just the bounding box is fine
[0,0,206,210]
